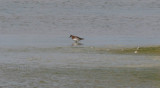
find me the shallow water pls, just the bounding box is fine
[0,0,160,88]
[0,37,160,88]
[1,35,160,47]
[0,65,160,88]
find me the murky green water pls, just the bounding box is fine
[0,46,160,88]
[0,64,160,88]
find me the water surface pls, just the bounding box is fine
[0,0,160,88]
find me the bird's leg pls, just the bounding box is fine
[75,41,78,43]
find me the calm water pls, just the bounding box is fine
[0,0,160,88]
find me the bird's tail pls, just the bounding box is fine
[80,38,84,40]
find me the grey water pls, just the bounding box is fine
[0,0,160,88]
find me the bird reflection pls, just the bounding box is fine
[72,42,83,46]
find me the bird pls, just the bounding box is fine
[134,46,140,54]
[69,35,84,43]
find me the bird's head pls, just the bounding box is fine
[69,35,73,38]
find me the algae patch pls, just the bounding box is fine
[1,46,160,55]
[108,46,160,55]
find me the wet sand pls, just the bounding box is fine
[0,0,160,88]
